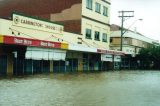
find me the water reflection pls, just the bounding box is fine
[1,71,160,106]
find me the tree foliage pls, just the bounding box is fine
[138,46,160,69]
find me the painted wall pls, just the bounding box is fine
[50,4,82,21]
[0,18,92,50]
[81,0,110,49]
[82,0,110,24]
[81,18,110,49]
[110,46,135,55]
[0,18,71,45]
[111,30,158,44]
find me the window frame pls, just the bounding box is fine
[94,31,100,41]
[86,0,93,10]
[103,6,108,16]
[85,28,92,39]
[102,33,107,42]
[95,2,101,13]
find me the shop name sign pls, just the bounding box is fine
[12,13,64,34]
[101,54,113,62]
[97,49,125,55]
[14,38,32,45]
[3,36,61,48]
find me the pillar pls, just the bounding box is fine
[78,57,83,72]
[50,60,53,73]
[7,53,13,76]
[78,53,83,72]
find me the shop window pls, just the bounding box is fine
[95,2,101,13]
[86,0,92,10]
[102,33,107,42]
[103,6,108,16]
[95,31,100,41]
[85,28,92,39]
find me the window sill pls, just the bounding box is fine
[103,14,108,17]
[95,39,100,41]
[86,7,93,10]
[86,37,92,39]
[95,11,101,14]
[102,40,107,42]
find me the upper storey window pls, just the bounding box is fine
[86,0,93,10]
[95,2,101,13]
[103,6,108,16]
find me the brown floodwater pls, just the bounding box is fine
[1,71,160,106]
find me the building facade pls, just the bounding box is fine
[0,0,124,76]
[110,24,159,69]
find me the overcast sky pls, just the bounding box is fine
[110,0,160,42]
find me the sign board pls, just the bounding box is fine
[12,13,64,34]
[101,54,113,62]
[97,49,125,55]
[114,55,121,62]
[2,36,66,49]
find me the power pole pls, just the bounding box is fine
[119,11,134,51]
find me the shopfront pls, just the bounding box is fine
[0,54,7,75]
[0,35,68,75]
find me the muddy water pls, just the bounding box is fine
[1,71,160,106]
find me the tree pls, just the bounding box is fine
[138,46,160,69]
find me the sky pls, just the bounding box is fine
[110,0,160,42]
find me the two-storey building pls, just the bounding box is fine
[0,0,124,76]
[110,24,159,69]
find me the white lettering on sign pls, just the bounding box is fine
[14,38,23,44]
[48,42,54,47]
[40,41,48,46]
[23,39,32,45]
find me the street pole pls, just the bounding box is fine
[119,11,134,51]
[118,11,134,70]
[120,11,124,51]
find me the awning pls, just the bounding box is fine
[25,47,66,60]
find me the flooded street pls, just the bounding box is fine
[1,71,160,106]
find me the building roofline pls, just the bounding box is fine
[111,24,159,43]
[101,0,111,5]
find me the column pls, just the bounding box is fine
[50,60,53,73]
[7,53,13,76]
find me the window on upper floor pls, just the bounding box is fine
[103,6,108,16]
[85,28,92,39]
[102,33,107,42]
[86,0,93,10]
[95,31,100,41]
[95,2,101,13]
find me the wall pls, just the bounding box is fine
[0,0,81,18]
[81,0,110,49]
[82,0,110,24]
[81,18,110,49]
[57,20,81,34]
[51,4,82,22]
[111,30,157,44]
[0,19,62,43]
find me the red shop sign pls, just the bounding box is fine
[3,36,61,48]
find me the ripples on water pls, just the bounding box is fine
[1,71,160,106]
